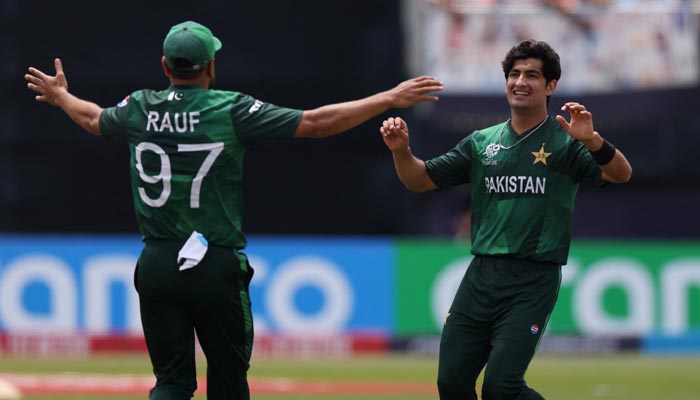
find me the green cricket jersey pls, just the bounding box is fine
[425,117,604,265]
[100,84,303,249]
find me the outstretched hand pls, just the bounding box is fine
[555,102,596,143]
[380,117,410,153]
[388,76,443,108]
[25,58,69,106]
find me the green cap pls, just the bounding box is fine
[163,21,222,72]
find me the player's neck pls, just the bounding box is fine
[510,109,549,135]
[170,77,210,89]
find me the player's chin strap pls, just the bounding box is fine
[178,231,209,271]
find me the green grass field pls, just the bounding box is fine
[1,353,699,399]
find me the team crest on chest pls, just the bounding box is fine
[483,143,500,165]
[531,143,552,165]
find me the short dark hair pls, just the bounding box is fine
[170,58,206,80]
[501,40,561,85]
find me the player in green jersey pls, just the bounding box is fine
[380,40,632,400]
[25,20,443,400]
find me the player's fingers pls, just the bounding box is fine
[418,80,444,91]
[555,115,570,131]
[568,109,591,120]
[24,73,42,85]
[418,84,444,95]
[26,82,44,94]
[560,103,579,113]
[383,119,391,130]
[397,118,409,132]
[54,58,64,74]
[381,125,399,137]
[387,117,400,129]
[382,118,395,131]
[419,77,442,85]
[399,119,409,133]
[563,103,586,113]
[417,94,440,102]
[28,67,49,81]
[412,75,438,82]
[411,77,443,90]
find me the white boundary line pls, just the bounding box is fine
[0,372,436,396]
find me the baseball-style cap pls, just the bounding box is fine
[163,21,222,72]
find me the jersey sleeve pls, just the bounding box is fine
[230,93,303,146]
[425,134,474,189]
[566,140,605,185]
[99,94,134,139]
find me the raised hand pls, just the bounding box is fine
[24,58,103,135]
[380,116,410,153]
[25,58,69,106]
[387,76,443,108]
[555,102,596,143]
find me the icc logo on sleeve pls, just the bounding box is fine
[117,95,131,108]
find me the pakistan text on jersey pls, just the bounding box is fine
[484,176,546,194]
[146,111,200,133]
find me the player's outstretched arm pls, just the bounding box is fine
[556,102,632,183]
[25,58,103,136]
[380,116,437,192]
[294,76,443,138]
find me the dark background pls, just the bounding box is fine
[2,0,699,238]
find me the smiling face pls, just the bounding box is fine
[505,58,557,113]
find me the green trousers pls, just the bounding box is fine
[437,255,561,400]
[135,239,254,400]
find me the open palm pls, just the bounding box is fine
[25,58,69,106]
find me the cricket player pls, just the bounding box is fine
[380,39,632,399]
[25,20,443,400]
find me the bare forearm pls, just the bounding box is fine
[56,91,103,136]
[296,92,392,138]
[295,76,442,138]
[392,148,436,192]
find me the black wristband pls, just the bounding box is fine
[589,139,616,165]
